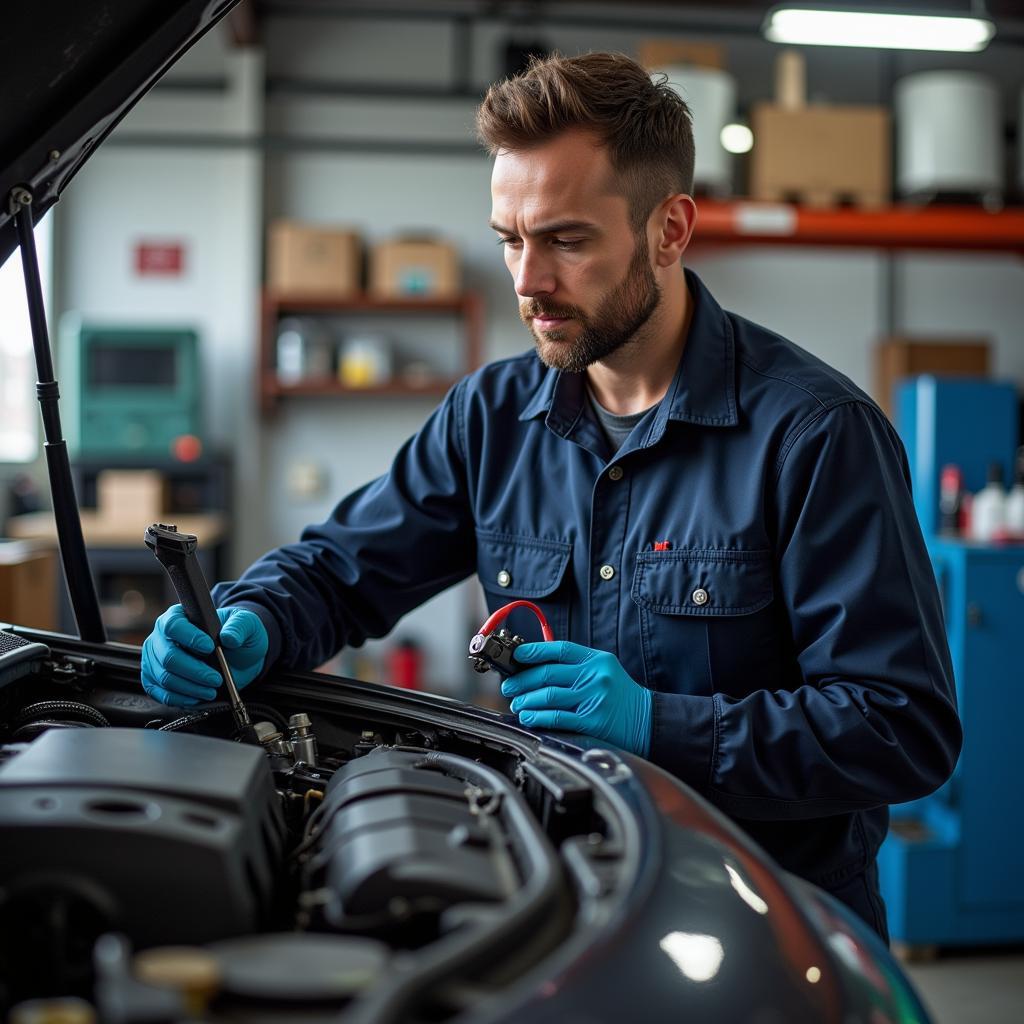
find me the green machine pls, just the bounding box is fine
[61,318,202,456]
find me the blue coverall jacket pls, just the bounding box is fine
[215,270,962,936]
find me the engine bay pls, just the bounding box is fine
[0,629,637,1023]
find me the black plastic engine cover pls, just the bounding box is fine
[0,728,284,950]
[315,749,510,924]
[0,630,49,689]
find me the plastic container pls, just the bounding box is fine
[659,65,738,195]
[1006,448,1024,539]
[970,462,1006,542]
[276,318,333,383]
[895,71,1003,205]
[1006,481,1024,539]
[338,335,391,388]
[938,464,964,538]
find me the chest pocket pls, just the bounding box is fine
[476,530,572,643]
[630,549,780,697]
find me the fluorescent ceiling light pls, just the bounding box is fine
[764,6,995,52]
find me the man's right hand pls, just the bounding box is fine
[141,604,268,707]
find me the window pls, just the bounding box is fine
[0,212,52,462]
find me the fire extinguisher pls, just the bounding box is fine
[387,637,423,690]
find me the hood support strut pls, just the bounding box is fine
[11,187,105,643]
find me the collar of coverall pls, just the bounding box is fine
[518,268,740,444]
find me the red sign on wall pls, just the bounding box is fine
[134,241,185,276]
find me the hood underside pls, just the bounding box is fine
[0,0,239,267]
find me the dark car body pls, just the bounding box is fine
[0,3,932,1021]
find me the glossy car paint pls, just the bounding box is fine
[4,625,931,1022]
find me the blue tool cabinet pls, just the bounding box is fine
[879,540,1024,944]
[879,377,1024,945]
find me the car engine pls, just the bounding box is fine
[0,629,632,1022]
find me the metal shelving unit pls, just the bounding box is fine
[692,200,1024,253]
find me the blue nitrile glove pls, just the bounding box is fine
[141,604,268,708]
[501,641,652,756]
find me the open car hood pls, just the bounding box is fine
[0,0,238,267]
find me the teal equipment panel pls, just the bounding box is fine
[61,319,202,457]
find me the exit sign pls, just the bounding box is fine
[134,241,185,276]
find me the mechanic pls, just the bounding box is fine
[141,52,961,942]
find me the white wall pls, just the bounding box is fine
[56,42,267,587]
[690,249,1024,389]
[53,7,1024,693]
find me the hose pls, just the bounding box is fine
[156,701,289,734]
[11,700,110,731]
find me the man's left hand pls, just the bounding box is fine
[501,641,652,757]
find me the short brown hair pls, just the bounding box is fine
[476,52,694,231]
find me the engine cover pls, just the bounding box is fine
[0,728,284,951]
[313,748,512,927]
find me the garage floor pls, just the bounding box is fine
[906,949,1024,1023]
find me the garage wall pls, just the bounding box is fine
[53,7,1024,692]
[55,39,268,599]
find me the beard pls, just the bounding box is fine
[519,236,662,374]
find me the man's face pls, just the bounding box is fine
[490,131,661,373]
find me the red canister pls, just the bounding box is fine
[387,639,423,690]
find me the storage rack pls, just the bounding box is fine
[258,291,484,416]
[692,201,1024,253]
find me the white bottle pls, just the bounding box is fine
[970,462,1007,542]
[1005,457,1024,540]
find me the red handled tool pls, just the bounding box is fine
[467,600,553,678]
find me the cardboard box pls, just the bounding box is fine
[267,220,361,298]
[874,338,990,418]
[369,238,460,299]
[750,104,890,207]
[638,40,724,70]
[0,542,57,630]
[96,469,167,527]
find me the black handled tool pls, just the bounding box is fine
[145,523,256,741]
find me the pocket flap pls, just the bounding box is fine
[477,531,572,598]
[632,549,773,616]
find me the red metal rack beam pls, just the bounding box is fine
[693,200,1024,254]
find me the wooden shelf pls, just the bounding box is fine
[259,290,483,414]
[262,375,458,399]
[264,293,478,315]
[693,200,1024,253]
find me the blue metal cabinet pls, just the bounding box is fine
[895,376,1017,537]
[881,376,1024,945]
[881,541,1024,944]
